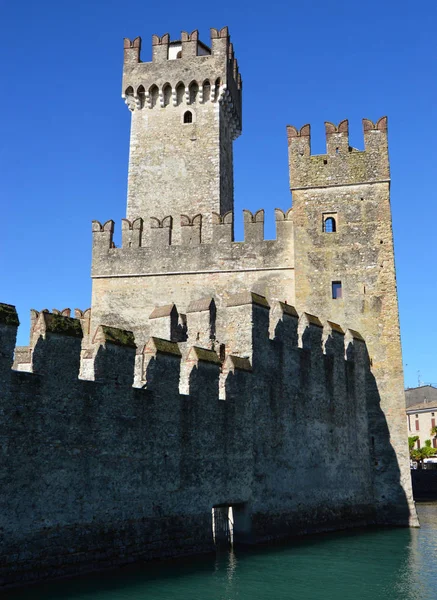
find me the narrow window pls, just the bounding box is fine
[149,84,159,108]
[417,438,421,448]
[214,78,221,102]
[415,420,419,431]
[137,85,145,108]
[189,81,199,104]
[433,439,437,449]
[176,82,185,106]
[203,79,211,102]
[432,418,436,428]
[163,83,172,107]
[332,281,342,299]
[184,111,193,124]
[324,217,336,233]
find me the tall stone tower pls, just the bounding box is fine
[288,118,416,524]
[122,28,242,244]
[90,28,295,348]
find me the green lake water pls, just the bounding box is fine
[4,503,437,600]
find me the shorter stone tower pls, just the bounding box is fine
[288,118,415,523]
[122,28,242,244]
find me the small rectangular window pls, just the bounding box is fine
[332,281,342,299]
[432,418,435,428]
[415,420,419,431]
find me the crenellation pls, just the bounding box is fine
[0,296,416,584]
[325,119,349,155]
[269,301,299,345]
[92,324,136,385]
[92,219,114,251]
[298,312,324,350]
[287,118,389,189]
[223,292,270,363]
[142,336,182,393]
[212,210,233,242]
[31,310,83,378]
[180,214,202,246]
[149,303,181,341]
[122,217,143,248]
[151,33,170,62]
[186,346,221,408]
[186,297,216,348]
[243,209,264,243]
[0,304,19,382]
[123,36,141,66]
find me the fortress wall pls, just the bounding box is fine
[90,213,295,348]
[0,303,385,586]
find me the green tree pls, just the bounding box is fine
[409,437,437,468]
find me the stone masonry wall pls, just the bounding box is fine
[289,118,417,525]
[90,210,295,347]
[123,29,241,244]
[0,300,402,587]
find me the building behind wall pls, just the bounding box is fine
[1,26,418,588]
[406,385,437,448]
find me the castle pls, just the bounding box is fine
[0,27,418,588]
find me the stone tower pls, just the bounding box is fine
[122,28,242,244]
[288,118,416,524]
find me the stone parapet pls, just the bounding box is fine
[0,301,415,587]
[287,118,389,190]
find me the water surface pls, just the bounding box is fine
[5,503,436,600]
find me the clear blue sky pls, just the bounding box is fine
[1,0,436,388]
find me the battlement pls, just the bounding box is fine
[122,27,241,136]
[2,298,386,585]
[3,302,368,397]
[93,208,293,249]
[287,118,389,190]
[91,209,294,279]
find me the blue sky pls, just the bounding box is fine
[1,0,436,388]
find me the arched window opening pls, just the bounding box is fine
[163,83,172,107]
[324,217,336,233]
[189,81,199,104]
[124,86,135,110]
[203,80,211,102]
[176,51,182,58]
[137,85,146,108]
[176,82,185,106]
[184,111,193,124]
[214,78,221,101]
[149,84,159,108]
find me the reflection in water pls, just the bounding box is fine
[402,503,437,600]
[5,504,437,600]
